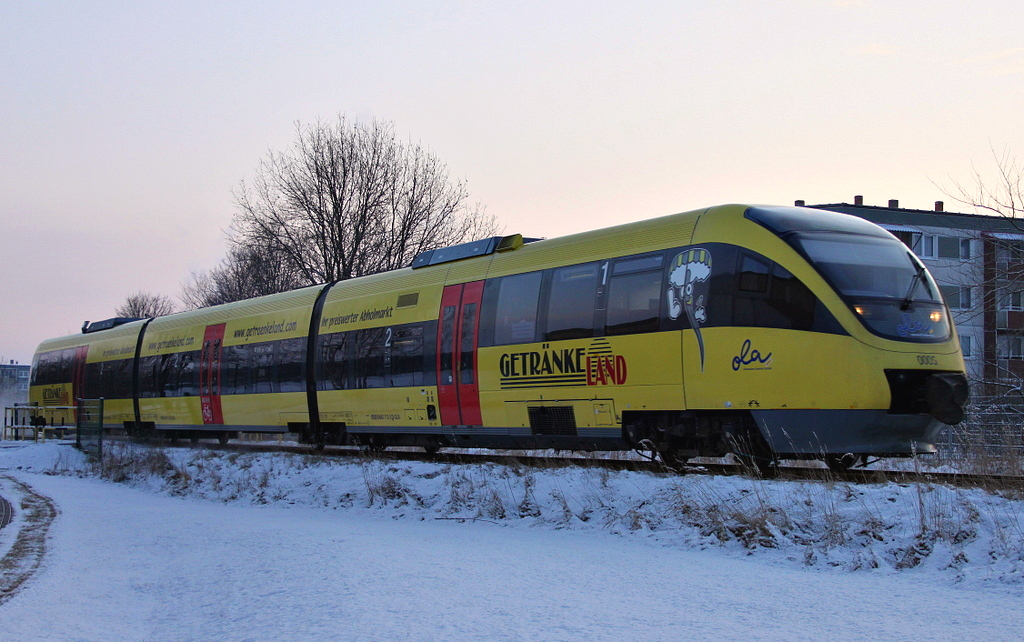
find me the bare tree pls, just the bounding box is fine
[942,145,1024,221]
[230,117,499,286]
[116,291,176,318]
[180,244,305,309]
[940,147,1024,397]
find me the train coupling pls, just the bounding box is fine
[926,372,968,425]
[885,370,969,425]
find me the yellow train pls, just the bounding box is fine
[30,204,968,470]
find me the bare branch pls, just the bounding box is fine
[116,292,176,318]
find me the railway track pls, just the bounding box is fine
[186,439,1024,491]
[76,432,1024,489]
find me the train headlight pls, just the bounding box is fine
[929,310,943,323]
[854,305,870,318]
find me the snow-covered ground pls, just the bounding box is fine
[2,441,1024,640]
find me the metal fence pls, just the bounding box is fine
[932,396,1024,473]
[2,403,76,441]
[75,398,104,459]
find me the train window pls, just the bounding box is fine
[222,345,251,395]
[41,351,56,385]
[32,352,49,386]
[30,354,42,386]
[738,255,770,293]
[391,326,424,387]
[139,355,159,398]
[439,306,457,384]
[317,332,350,391]
[137,351,193,398]
[85,361,104,398]
[767,265,817,329]
[114,358,133,398]
[177,351,197,397]
[59,349,73,383]
[159,352,180,397]
[460,303,478,384]
[605,270,662,336]
[277,338,306,393]
[545,263,599,341]
[613,254,663,275]
[252,343,276,394]
[353,327,388,389]
[733,254,820,331]
[492,271,543,346]
[33,348,74,387]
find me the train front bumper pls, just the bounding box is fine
[750,408,946,456]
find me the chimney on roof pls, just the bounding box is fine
[854,195,864,206]
[935,201,944,212]
[794,200,805,206]
[888,199,899,209]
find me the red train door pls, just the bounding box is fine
[199,323,225,424]
[71,345,89,400]
[437,281,484,426]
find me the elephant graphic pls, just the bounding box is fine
[668,248,712,370]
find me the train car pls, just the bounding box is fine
[29,204,968,470]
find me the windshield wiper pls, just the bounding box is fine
[901,252,926,310]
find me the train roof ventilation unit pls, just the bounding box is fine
[410,233,530,269]
[81,317,143,334]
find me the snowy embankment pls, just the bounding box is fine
[6,441,1024,590]
[3,441,1024,639]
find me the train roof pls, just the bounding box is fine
[38,203,870,355]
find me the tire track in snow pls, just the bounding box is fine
[0,476,57,606]
[0,493,11,529]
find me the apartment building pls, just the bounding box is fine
[1,360,31,406]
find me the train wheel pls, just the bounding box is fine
[824,453,861,472]
[360,435,388,455]
[218,432,230,445]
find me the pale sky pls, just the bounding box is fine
[3,1,1023,364]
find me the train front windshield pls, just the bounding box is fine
[793,231,951,342]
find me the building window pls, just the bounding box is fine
[1002,336,1024,359]
[959,334,972,358]
[889,230,922,253]
[918,235,937,259]
[940,285,972,310]
[937,236,971,260]
[1003,291,1024,311]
